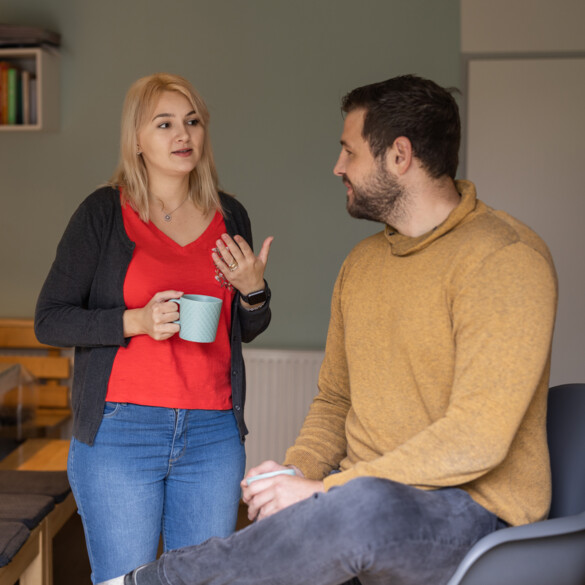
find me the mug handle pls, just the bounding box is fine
[170,297,182,324]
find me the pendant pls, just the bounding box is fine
[164,214,171,222]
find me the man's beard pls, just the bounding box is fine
[344,163,407,225]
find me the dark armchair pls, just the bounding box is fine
[446,383,585,585]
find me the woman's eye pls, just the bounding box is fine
[158,122,170,129]
[187,118,199,126]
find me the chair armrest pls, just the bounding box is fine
[446,512,585,585]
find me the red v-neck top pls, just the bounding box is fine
[105,199,234,410]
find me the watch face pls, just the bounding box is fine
[246,290,267,304]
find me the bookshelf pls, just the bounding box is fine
[0,47,60,132]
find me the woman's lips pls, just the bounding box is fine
[173,148,193,157]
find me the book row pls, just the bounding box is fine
[0,61,38,125]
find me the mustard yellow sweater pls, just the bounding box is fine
[284,180,557,526]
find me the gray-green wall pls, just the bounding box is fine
[0,0,460,348]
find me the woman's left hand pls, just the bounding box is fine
[212,234,274,298]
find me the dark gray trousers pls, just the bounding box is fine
[123,477,505,585]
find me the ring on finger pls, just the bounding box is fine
[228,261,239,271]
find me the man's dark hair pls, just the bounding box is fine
[341,75,461,179]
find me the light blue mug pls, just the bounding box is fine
[172,294,222,343]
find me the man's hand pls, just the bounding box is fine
[241,461,325,522]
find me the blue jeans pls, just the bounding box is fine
[120,477,506,585]
[68,404,245,584]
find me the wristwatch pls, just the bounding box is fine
[240,287,268,305]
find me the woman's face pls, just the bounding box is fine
[137,90,205,182]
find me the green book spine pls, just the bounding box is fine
[7,67,18,124]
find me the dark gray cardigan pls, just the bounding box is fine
[35,187,271,445]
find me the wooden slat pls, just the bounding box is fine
[32,409,72,435]
[37,387,69,409]
[1,386,69,409]
[0,319,55,350]
[0,387,35,408]
[0,356,70,380]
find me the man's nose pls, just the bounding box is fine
[333,153,345,176]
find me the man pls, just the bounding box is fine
[117,75,557,585]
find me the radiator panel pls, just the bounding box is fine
[242,348,324,471]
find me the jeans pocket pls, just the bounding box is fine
[102,401,122,418]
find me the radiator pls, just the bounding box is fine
[242,348,325,471]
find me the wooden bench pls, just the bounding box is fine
[0,439,75,585]
[0,319,72,438]
[0,523,44,585]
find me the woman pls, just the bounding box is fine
[35,73,273,584]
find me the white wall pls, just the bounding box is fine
[0,0,461,350]
[461,0,585,386]
[461,0,585,54]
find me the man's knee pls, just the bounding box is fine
[325,477,406,536]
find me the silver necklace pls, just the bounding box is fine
[162,197,188,222]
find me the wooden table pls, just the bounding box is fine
[0,438,70,471]
[0,438,74,585]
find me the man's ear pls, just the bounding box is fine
[386,136,413,175]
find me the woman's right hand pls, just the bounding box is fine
[123,290,183,340]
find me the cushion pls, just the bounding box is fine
[0,470,70,503]
[0,520,30,567]
[0,493,55,529]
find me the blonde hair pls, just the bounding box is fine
[109,73,222,220]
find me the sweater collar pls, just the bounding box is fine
[383,180,478,256]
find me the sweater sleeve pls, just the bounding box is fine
[35,192,129,349]
[323,242,557,491]
[283,264,351,478]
